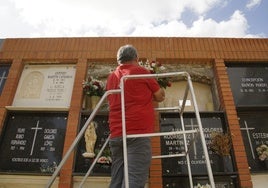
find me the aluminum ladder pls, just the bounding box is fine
[45,71,215,188]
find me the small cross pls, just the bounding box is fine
[185,118,199,158]
[30,120,43,156]
[240,120,255,159]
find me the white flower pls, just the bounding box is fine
[194,183,211,188]
[256,144,268,161]
[159,65,166,71]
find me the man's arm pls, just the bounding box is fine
[153,88,165,102]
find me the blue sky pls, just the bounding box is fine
[205,0,268,36]
[0,0,267,38]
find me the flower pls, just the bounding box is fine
[97,156,112,164]
[82,76,105,97]
[256,144,268,161]
[210,132,232,156]
[139,60,171,89]
[95,148,112,164]
[194,183,211,188]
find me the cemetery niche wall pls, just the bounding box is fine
[227,64,268,173]
[74,114,111,175]
[238,111,268,172]
[160,112,238,188]
[0,112,67,173]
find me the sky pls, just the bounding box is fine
[0,0,267,38]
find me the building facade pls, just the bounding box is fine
[0,37,267,188]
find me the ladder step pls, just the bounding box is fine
[155,106,181,112]
[126,129,198,138]
[152,153,186,159]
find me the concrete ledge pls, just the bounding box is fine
[73,176,111,188]
[251,174,268,188]
[0,175,59,188]
[73,176,149,188]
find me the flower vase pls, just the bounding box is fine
[84,95,92,110]
[223,155,233,172]
[91,96,100,110]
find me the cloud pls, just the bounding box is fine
[189,10,250,37]
[246,0,262,9]
[130,10,252,38]
[0,0,264,38]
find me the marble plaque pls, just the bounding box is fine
[0,112,67,173]
[12,64,76,108]
[227,66,268,107]
[160,112,232,175]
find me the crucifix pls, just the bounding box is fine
[240,120,255,159]
[30,120,43,156]
[185,118,198,158]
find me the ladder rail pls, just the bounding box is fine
[187,75,216,187]
[119,72,189,188]
[120,71,215,188]
[180,112,194,188]
[45,89,120,188]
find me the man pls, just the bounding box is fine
[106,44,165,188]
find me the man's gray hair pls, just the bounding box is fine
[117,44,138,64]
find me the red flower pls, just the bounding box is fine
[139,59,171,89]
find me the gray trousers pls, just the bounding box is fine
[109,137,152,188]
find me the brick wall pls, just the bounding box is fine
[213,59,252,188]
[0,37,268,188]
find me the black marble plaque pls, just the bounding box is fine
[74,114,111,175]
[160,112,233,176]
[227,66,268,107]
[0,112,67,173]
[238,111,268,172]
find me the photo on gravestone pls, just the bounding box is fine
[227,65,268,107]
[238,111,268,172]
[160,112,233,176]
[0,112,67,173]
[74,114,111,175]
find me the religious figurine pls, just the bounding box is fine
[82,121,97,158]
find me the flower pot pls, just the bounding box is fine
[222,155,233,172]
[83,95,91,110]
[91,96,100,110]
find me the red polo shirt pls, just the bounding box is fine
[106,64,160,138]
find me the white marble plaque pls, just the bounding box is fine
[12,64,76,108]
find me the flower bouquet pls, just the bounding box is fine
[210,131,232,156]
[82,76,105,97]
[139,60,171,89]
[82,76,105,110]
[256,144,268,161]
[210,131,233,172]
[96,148,112,164]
